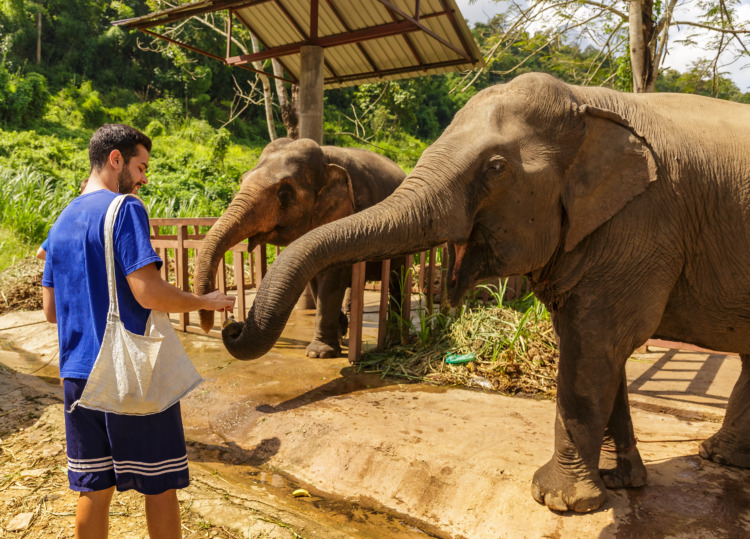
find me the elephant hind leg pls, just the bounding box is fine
[700,353,750,468]
[599,371,647,488]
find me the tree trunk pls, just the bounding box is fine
[250,34,277,140]
[273,59,299,139]
[36,11,42,65]
[628,0,657,92]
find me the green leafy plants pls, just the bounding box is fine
[358,280,558,397]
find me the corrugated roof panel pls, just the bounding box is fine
[338,0,391,30]
[326,44,377,75]
[281,0,311,38]
[365,34,416,69]
[117,0,484,89]
[236,4,302,48]
[317,1,348,36]
[411,20,463,64]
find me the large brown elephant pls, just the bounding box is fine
[220,73,750,512]
[194,137,405,358]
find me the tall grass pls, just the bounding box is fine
[0,167,77,245]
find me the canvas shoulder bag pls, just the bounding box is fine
[68,194,203,415]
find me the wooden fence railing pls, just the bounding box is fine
[151,218,711,360]
[149,217,270,338]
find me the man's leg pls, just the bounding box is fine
[75,486,115,539]
[145,489,181,539]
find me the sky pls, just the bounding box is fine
[454,0,750,91]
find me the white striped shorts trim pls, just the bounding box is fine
[67,455,189,477]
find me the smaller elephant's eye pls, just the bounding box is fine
[277,183,295,206]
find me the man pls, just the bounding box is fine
[42,124,235,539]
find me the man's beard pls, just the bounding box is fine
[117,166,137,194]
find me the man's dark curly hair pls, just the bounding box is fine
[88,124,152,172]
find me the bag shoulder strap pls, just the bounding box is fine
[103,194,141,318]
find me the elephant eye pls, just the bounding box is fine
[277,183,295,206]
[485,157,508,177]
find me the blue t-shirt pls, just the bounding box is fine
[42,190,163,379]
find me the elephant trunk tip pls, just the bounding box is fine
[221,320,266,361]
[199,310,215,334]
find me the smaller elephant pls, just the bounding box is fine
[194,137,405,358]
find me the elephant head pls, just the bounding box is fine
[222,72,657,360]
[194,137,355,332]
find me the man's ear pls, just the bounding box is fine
[312,163,355,228]
[108,149,124,171]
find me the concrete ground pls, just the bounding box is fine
[1,300,748,538]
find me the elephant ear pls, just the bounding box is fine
[561,104,658,252]
[312,163,356,228]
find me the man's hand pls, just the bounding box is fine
[200,290,235,312]
[127,263,236,314]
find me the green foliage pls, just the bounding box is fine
[656,65,746,101]
[0,226,35,273]
[0,64,50,125]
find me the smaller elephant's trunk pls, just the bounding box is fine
[195,192,257,332]
[221,175,458,359]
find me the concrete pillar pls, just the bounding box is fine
[298,45,324,143]
[295,45,325,311]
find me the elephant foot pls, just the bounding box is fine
[306,340,341,359]
[599,445,647,489]
[531,459,607,513]
[699,429,750,468]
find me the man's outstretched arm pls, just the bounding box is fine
[126,263,235,313]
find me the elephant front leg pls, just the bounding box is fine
[700,353,750,468]
[599,372,647,488]
[531,338,624,512]
[306,268,348,358]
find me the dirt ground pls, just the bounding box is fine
[0,364,304,538]
[2,307,750,538]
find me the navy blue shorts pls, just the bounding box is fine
[63,378,190,495]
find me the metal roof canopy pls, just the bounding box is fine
[114,0,483,89]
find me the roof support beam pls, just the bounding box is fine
[269,0,337,79]
[231,11,298,85]
[310,0,319,42]
[437,0,478,65]
[139,28,294,84]
[226,20,419,66]
[324,0,379,73]
[226,10,233,58]
[116,0,270,31]
[374,0,470,61]
[326,58,470,86]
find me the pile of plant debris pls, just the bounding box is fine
[0,257,44,316]
[358,287,559,398]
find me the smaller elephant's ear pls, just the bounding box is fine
[312,163,355,228]
[561,104,658,252]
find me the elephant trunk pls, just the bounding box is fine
[195,190,258,332]
[222,161,460,359]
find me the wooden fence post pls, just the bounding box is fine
[177,224,189,331]
[234,250,246,322]
[348,261,367,364]
[402,254,413,327]
[377,259,391,350]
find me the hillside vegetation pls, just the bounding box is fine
[1,1,748,270]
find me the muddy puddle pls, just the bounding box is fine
[0,316,440,538]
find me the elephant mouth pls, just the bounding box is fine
[446,241,476,307]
